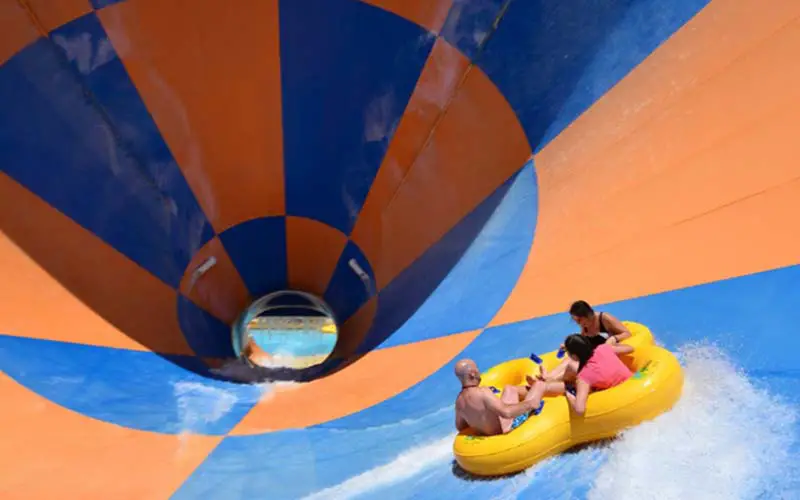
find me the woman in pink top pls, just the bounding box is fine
[562,334,634,415]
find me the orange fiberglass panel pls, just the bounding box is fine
[286,216,349,297]
[97,0,285,232]
[179,237,251,326]
[351,39,470,269]
[0,373,221,499]
[360,0,454,34]
[491,0,800,326]
[23,0,91,32]
[0,231,145,352]
[232,330,479,434]
[0,1,39,65]
[502,177,800,318]
[530,0,800,182]
[0,174,192,355]
[366,66,531,289]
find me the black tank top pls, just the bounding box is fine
[587,312,609,347]
[598,312,608,333]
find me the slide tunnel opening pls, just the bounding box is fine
[231,290,339,378]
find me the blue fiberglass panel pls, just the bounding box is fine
[279,0,436,235]
[0,335,263,435]
[49,13,214,281]
[176,295,236,358]
[0,32,212,289]
[439,0,508,60]
[91,0,125,9]
[374,160,537,349]
[323,240,376,324]
[475,0,711,151]
[218,216,287,298]
[172,414,456,500]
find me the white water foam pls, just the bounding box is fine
[488,446,608,500]
[300,434,456,500]
[174,382,238,434]
[586,342,798,500]
[173,380,276,435]
[301,343,797,500]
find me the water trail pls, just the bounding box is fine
[586,342,798,500]
[328,406,452,434]
[327,342,798,500]
[173,379,278,440]
[300,434,456,500]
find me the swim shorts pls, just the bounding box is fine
[510,400,545,430]
[510,412,528,430]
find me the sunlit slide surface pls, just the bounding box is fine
[1,0,799,498]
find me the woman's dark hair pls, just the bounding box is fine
[564,334,595,372]
[569,300,594,318]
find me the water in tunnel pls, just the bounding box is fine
[1,0,800,498]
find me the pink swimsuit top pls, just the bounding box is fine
[577,344,633,390]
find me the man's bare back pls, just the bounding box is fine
[454,359,548,436]
[455,386,506,435]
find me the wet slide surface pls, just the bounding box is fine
[1,0,800,498]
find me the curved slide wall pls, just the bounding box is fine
[1,0,799,498]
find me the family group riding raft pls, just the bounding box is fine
[452,322,683,476]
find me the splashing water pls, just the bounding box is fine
[301,342,798,500]
[173,380,276,435]
[586,342,798,500]
[300,434,457,500]
[174,382,238,434]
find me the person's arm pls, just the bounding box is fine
[565,378,591,415]
[611,344,634,355]
[455,411,469,431]
[484,391,540,419]
[603,313,631,344]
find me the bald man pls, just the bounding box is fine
[454,359,548,436]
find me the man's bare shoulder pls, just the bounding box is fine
[457,386,491,403]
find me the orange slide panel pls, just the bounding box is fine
[23,0,91,32]
[491,0,800,326]
[356,58,531,290]
[98,0,286,232]
[0,373,221,499]
[286,216,349,297]
[0,1,39,65]
[0,174,192,354]
[179,236,251,326]
[351,39,471,278]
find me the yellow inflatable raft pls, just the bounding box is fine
[453,322,684,476]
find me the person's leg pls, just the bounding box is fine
[500,382,548,434]
[521,379,547,408]
[542,381,566,396]
[543,358,569,381]
[499,385,521,433]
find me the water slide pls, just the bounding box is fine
[1,0,799,498]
